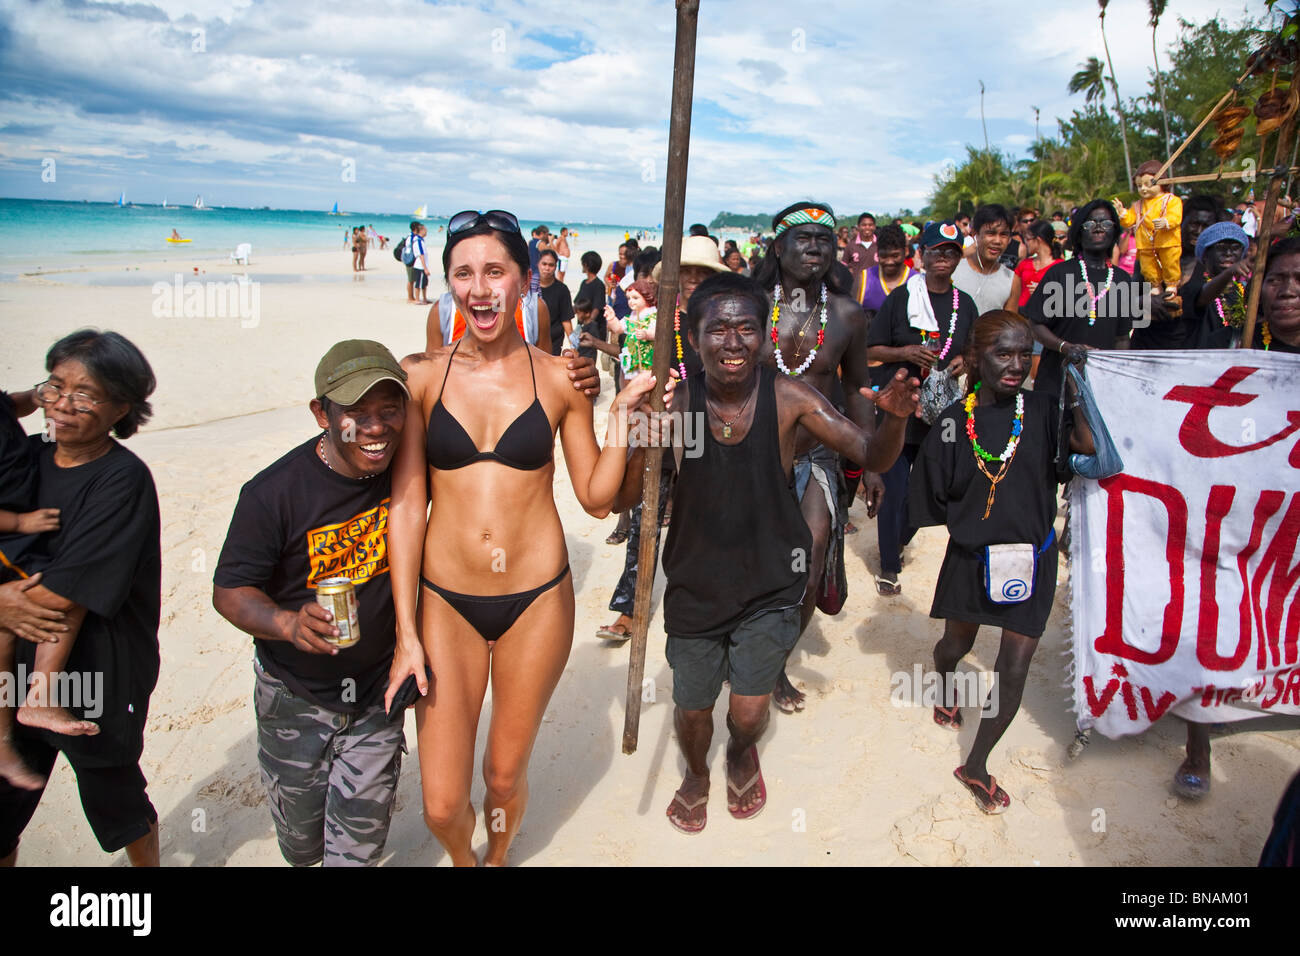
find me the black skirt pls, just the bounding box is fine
[929,540,1059,638]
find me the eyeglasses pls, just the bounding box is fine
[35,381,109,414]
[1080,221,1116,235]
[447,209,521,236]
[1019,217,1036,224]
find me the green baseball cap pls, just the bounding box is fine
[314,340,410,406]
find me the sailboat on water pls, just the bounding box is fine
[117,192,127,207]
[328,201,343,216]
[413,204,428,219]
[194,195,211,211]
[161,197,169,209]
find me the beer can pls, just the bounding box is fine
[315,577,360,648]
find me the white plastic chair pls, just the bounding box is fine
[229,242,251,265]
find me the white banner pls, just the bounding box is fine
[1069,350,1300,739]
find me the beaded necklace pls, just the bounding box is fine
[1079,258,1114,326]
[924,288,960,360]
[771,282,828,376]
[672,302,688,380]
[963,383,1024,519]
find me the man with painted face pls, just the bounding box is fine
[613,272,918,833]
[1185,221,1251,350]
[1178,195,1222,286]
[867,221,979,597]
[751,202,886,713]
[1023,199,1146,401]
[212,341,411,867]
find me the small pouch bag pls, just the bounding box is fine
[982,528,1056,605]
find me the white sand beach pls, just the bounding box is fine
[2,245,1296,866]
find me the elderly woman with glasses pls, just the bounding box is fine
[1021,198,1157,401]
[0,329,161,866]
[387,209,664,866]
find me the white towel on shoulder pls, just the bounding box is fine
[905,273,939,332]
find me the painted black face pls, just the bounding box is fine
[1079,208,1117,255]
[921,244,962,280]
[976,325,1034,398]
[777,223,835,284]
[1183,210,1217,251]
[690,295,763,384]
[1261,252,1300,337]
[1205,239,1243,274]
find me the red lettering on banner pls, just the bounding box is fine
[1140,685,1178,721]
[1095,475,1186,665]
[1198,485,1250,671]
[1250,493,1300,669]
[1164,366,1300,466]
[1084,663,1125,717]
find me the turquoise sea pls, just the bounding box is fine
[0,198,656,272]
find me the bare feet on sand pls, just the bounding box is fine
[0,738,44,790]
[17,704,99,736]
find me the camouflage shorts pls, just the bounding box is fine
[253,655,405,867]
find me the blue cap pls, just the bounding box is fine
[1195,221,1248,262]
[921,220,963,249]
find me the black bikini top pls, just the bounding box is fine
[426,340,554,471]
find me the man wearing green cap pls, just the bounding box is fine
[212,340,411,867]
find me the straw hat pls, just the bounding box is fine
[651,235,730,282]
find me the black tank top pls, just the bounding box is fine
[425,340,554,471]
[662,364,812,638]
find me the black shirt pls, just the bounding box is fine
[574,277,607,361]
[1182,267,1243,350]
[539,280,574,355]
[1024,259,1138,400]
[662,366,811,637]
[0,392,40,571]
[214,437,396,714]
[868,282,979,444]
[13,439,161,767]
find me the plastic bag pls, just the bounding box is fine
[1060,362,1124,480]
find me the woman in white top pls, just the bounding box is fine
[953,204,1021,315]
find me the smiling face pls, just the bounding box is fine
[877,245,905,277]
[776,223,835,284]
[1135,173,1161,200]
[975,220,1011,261]
[311,380,406,478]
[858,215,875,241]
[1262,251,1300,342]
[39,358,128,447]
[447,233,525,343]
[626,288,647,313]
[977,325,1035,400]
[690,294,763,385]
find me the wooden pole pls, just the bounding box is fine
[1157,166,1300,187]
[623,0,699,755]
[1240,115,1297,349]
[1153,65,1254,182]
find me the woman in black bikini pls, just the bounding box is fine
[387,210,659,866]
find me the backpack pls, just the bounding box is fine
[401,234,418,267]
[393,237,406,263]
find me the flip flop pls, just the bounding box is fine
[727,745,767,820]
[934,705,962,731]
[954,765,1010,815]
[666,789,708,834]
[595,623,632,642]
[1173,767,1211,800]
[844,521,859,535]
[875,574,902,596]
[605,529,628,545]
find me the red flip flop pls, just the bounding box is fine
[727,745,767,820]
[954,765,1011,815]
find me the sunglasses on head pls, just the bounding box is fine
[447,209,522,236]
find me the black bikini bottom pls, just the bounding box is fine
[421,564,571,643]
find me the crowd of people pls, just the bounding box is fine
[0,189,1296,867]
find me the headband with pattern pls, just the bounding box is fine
[774,207,836,236]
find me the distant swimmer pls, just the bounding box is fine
[170,229,183,241]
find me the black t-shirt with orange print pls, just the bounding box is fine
[214,435,395,713]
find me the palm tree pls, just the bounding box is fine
[1149,0,1173,168]
[1069,57,1108,106]
[1098,0,1134,187]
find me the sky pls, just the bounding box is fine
[0,0,1274,225]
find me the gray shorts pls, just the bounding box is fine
[666,605,801,710]
[253,655,405,867]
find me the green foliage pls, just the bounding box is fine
[930,12,1274,217]
[708,211,771,230]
